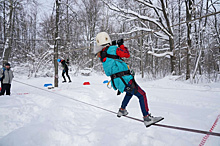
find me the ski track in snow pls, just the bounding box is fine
[0,74,220,146]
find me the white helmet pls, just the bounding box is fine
[94,32,111,54]
[96,32,111,47]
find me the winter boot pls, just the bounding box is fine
[143,114,164,127]
[117,108,128,117]
[62,81,67,83]
[69,80,72,83]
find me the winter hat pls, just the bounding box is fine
[57,59,61,62]
[5,63,10,66]
[94,32,111,54]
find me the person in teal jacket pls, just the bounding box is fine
[95,32,163,127]
[101,45,133,93]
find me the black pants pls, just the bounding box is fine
[0,84,11,95]
[62,70,71,81]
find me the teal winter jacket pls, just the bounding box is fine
[101,45,133,93]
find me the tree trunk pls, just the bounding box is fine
[140,31,144,78]
[54,0,60,87]
[3,0,6,42]
[193,0,204,79]
[185,0,193,80]
[66,0,70,59]
[178,0,182,75]
[210,0,220,44]
[2,0,13,65]
[160,0,175,74]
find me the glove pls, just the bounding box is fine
[112,40,117,45]
[66,59,70,65]
[117,39,124,47]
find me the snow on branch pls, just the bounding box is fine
[110,27,169,41]
[58,0,61,4]
[133,27,169,40]
[153,48,170,51]
[154,32,169,40]
[111,26,153,36]
[148,51,173,57]
[119,14,138,22]
[110,27,152,36]
[133,56,141,60]
[102,0,172,38]
[48,43,55,49]
[135,0,163,11]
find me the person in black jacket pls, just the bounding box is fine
[57,59,71,83]
[0,63,14,95]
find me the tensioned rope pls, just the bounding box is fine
[13,79,220,137]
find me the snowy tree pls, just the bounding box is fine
[102,0,176,74]
[0,0,219,82]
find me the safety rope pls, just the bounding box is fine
[13,79,220,137]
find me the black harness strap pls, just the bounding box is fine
[111,70,131,89]
[100,46,122,62]
[110,70,136,95]
[110,70,131,79]
[106,54,120,60]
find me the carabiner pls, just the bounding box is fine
[107,80,112,89]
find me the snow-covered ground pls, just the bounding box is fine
[0,73,220,146]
